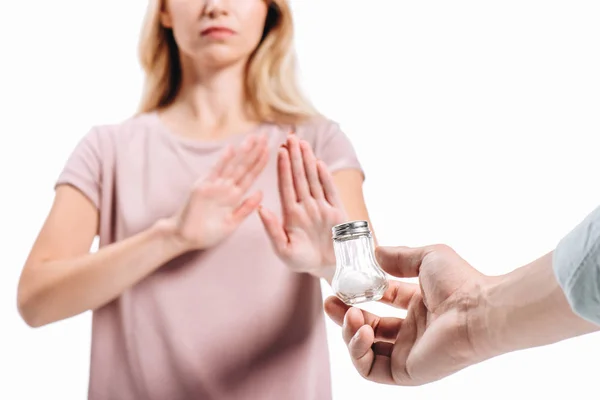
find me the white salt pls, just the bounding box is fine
[337,270,375,294]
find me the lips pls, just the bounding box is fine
[200,26,235,36]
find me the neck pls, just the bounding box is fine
[173,57,254,129]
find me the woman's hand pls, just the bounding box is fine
[166,134,269,251]
[258,134,346,281]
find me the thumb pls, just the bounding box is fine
[257,206,288,254]
[231,191,263,224]
[375,246,428,278]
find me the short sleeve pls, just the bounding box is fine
[55,127,103,209]
[553,205,600,325]
[309,119,365,180]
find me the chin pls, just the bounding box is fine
[194,48,249,70]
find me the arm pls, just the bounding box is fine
[17,185,189,328]
[476,205,600,356]
[324,244,600,386]
[18,134,269,328]
[475,251,600,358]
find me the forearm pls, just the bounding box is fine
[18,219,189,327]
[475,252,600,358]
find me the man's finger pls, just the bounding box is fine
[342,307,365,344]
[345,315,396,384]
[375,246,430,278]
[324,298,403,343]
[379,279,420,309]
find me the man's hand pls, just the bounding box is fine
[324,244,490,386]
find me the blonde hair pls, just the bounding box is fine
[137,0,320,124]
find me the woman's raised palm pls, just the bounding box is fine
[169,134,269,250]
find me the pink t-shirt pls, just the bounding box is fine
[55,111,363,400]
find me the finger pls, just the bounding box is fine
[345,313,395,384]
[350,328,394,358]
[238,142,270,192]
[299,140,324,199]
[386,294,420,385]
[375,246,429,278]
[317,160,342,208]
[324,299,403,343]
[277,147,297,211]
[222,135,256,179]
[231,191,263,225]
[342,307,365,344]
[287,135,311,201]
[231,134,268,184]
[323,296,348,326]
[378,279,420,309]
[209,145,235,179]
[372,341,394,357]
[257,206,289,254]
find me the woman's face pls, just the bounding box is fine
[161,0,270,69]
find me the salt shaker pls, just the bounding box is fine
[331,220,388,305]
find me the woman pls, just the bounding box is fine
[17,1,375,399]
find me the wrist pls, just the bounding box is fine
[469,268,554,362]
[152,218,196,256]
[467,275,511,361]
[307,264,336,285]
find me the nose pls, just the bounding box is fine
[204,0,227,18]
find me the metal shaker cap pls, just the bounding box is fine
[332,220,371,239]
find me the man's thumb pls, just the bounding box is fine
[374,246,426,278]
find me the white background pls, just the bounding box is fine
[1,1,600,399]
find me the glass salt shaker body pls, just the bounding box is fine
[331,221,388,305]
